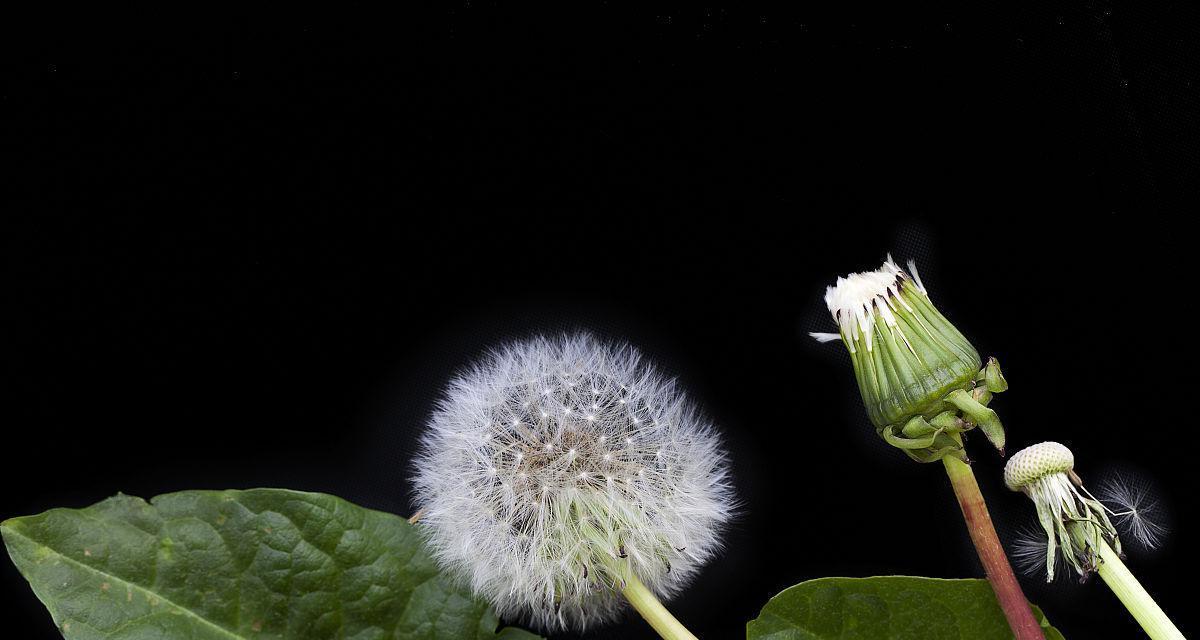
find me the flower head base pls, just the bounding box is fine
[413,333,733,632]
[1005,442,1120,581]
[1004,441,1075,491]
[812,257,1006,461]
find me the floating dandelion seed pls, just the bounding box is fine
[413,333,733,634]
[1097,473,1167,551]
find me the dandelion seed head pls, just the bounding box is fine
[413,333,734,631]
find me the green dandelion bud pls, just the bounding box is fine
[812,257,1006,461]
[813,256,1047,639]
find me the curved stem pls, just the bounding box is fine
[621,572,699,640]
[1095,540,1184,640]
[943,455,1046,640]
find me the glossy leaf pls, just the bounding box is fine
[746,576,1064,640]
[2,489,541,640]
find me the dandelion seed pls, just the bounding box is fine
[1097,474,1167,551]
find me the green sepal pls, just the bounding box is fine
[876,360,1010,463]
[884,419,939,450]
[929,411,964,431]
[900,438,969,463]
[983,357,1008,392]
[901,415,937,438]
[945,389,1006,454]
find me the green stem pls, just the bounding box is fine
[943,455,1046,640]
[1095,540,1185,640]
[621,571,699,640]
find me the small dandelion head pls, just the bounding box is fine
[413,333,734,632]
[1005,442,1121,582]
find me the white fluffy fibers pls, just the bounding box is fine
[412,333,734,632]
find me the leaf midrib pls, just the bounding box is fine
[3,523,247,640]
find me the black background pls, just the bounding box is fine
[4,3,1197,639]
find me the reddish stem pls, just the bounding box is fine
[943,455,1046,640]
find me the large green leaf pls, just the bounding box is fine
[2,489,541,640]
[746,576,1064,640]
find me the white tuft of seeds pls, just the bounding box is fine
[412,333,734,632]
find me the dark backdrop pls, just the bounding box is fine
[4,4,1196,639]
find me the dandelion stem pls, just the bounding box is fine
[621,571,699,640]
[943,454,1046,640]
[1094,539,1184,640]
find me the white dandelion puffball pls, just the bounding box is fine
[413,333,734,632]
